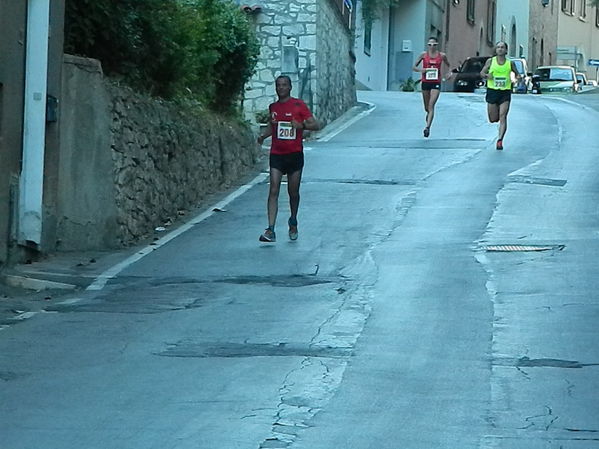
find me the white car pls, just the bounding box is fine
[534,66,580,93]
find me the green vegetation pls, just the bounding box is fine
[399,78,416,92]
[64,0,260,114]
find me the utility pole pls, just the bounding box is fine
[19,0,50,247]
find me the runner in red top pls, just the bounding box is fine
[412,36,452,138]
[257,75,320,242]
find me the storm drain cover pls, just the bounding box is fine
[483,244,565,252]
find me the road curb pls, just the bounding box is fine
[1,274,77,291]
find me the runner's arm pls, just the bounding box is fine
[257,123,273,144]
[412,53,426,73]
[511,61,522,81]
[442,53,451,68]
[480,58,493,80]
[292,116,319,131]
[303,117,320,131]
[442,53,454,79]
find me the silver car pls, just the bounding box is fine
[534,66,581,93]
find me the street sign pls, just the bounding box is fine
[589,59,599,66]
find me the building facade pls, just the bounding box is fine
[556,0,599,77]
[355,0,496,90]
[354,2,391,90]
[529,0,559,70]
[444,0,495,69]
[495,0,529,59]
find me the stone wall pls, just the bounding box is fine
[315,0,357,125]
[244,0,317,115]
[56,56,260,250]
[244,0,356,126]
[109,87,259,245]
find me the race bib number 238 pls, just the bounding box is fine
[425,68,439,80]
[277,121,296,140]
[494,77,507,88]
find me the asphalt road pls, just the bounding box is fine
[2,90,599,449]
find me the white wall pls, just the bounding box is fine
[390,0,426,88]
[496,0,529,59]
[355,3,390,91]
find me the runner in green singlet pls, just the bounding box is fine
[480,41,521,150]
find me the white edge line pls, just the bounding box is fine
[85,172,268,292]
[319,102,376,143]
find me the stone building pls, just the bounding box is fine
[529,0,559,70]
[243,0,357,126]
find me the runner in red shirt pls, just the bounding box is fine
[412,36,452,138]
[257,75,320,242]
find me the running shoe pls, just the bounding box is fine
[423,127,430,138]
[288,218,298,241]
[259,228,276,242]
[496,139,503,150]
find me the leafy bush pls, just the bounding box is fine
[399,78,416,92]
[64,0,259,113]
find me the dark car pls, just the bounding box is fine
[451,56,490,92]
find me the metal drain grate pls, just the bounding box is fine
[483,244,565,252]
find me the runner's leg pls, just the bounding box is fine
[498,101,511,140]
[426,88,440,129]
[487,103,500,123]
[422,89,431,116]
[287,169,302,222]
[267,168,283,228]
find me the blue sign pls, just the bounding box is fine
[589,59,599,66]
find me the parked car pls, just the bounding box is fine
[576,72,588,86]
[451,56,490,92]
[576,72,598,87]
[533,66,580,93]
[511,58,532,93]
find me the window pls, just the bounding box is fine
[596,6,599,27]
[467,0,475,23]
[363,20,372,56]
[486,0,496,44]
[580,0,586,18]
[332,0,353,29]
[561,0,574,14]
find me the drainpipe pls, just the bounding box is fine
[19,0,50,247]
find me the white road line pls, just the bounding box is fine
[318,102,376,143]
[86,172,268,291]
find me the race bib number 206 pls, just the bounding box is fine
[277,121,296,140]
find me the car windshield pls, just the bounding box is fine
[536,68,573,81]
[461,59,485,73]
[512,60,525,74]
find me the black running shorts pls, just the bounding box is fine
[270,152,304,175]
[421,82,441,91]
[486,88,511,105]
